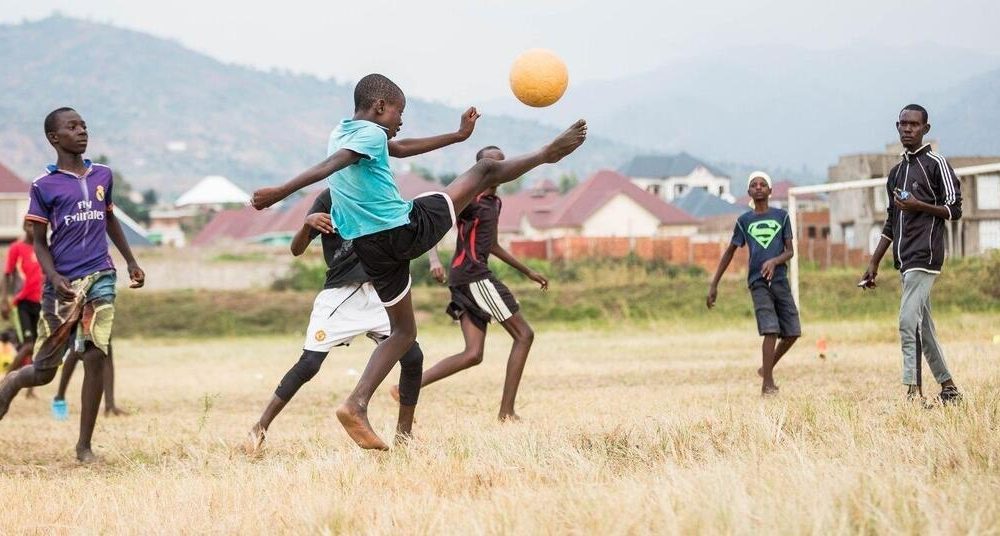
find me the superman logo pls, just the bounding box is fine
[747,219,782,249]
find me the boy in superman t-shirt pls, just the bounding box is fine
[707,171,800,396]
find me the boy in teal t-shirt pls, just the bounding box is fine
[252,74,587,449]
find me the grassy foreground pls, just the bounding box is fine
[1,315,999,534]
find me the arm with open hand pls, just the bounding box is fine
[428,243,447,284]
[388,107,480,158]
[251,149,362,210]
[760,237,795,282]
[290,212,334,257]
[106,211,145,289]
[491,242,547,290]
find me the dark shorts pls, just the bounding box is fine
[14,300,41,345]
[446,275,520,331]
[353,193,456,305]
[749,278,801,338]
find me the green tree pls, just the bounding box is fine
[558,173,579,193]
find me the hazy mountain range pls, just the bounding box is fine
[2,15,998,197]
[0,16,633,196]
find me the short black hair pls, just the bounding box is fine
[44,107,76,135]
[354,74,404,111]
[901,104,928,123]
[476,145,502,161]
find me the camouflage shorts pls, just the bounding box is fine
[33,270,116,370]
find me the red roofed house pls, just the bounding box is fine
[500,170,698,241]
[0,162,31,242]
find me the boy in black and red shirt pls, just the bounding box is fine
[401,146,547,421]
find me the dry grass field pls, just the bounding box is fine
[1,314,998,534]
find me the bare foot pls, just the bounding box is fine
[242,425,266,458]
[105,406,130,417]
[389,385,400,403]
[761,385,780,397]
[498,413,522,423]
[336,402,388,451]
[76,446,99,464]
[543,120,588,163]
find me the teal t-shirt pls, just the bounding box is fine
[731,207,792,287]
[326,119,413,240]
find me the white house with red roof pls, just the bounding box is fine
[0,162,31,242]
[622,153,734,203]
[499,170,698,241]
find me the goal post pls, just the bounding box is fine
[787,177,887,308]
[787,162,1000,309]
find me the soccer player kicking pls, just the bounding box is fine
[252,73,587,449]
[243,189,424,456]
[396,146,546,422]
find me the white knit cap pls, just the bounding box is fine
[747,171,772,189]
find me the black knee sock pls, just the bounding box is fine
[397,342,424,406]
[274,350,327,402]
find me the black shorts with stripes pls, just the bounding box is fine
[445,275,520,331]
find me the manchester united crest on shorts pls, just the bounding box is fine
[96,185,106,202]
[314,330,326,342]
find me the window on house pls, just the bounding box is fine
[647,184,661,195]
[675,184,686,196]
[977,174,1000,210]
[718,186,725,196]
[807,226,817,238]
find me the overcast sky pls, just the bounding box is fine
[2,0,999,105]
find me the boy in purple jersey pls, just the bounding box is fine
[398,146,547,421]
[0,107,145,463]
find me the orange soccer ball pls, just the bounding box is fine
[509,49,569,107]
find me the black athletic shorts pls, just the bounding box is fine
[353,193,456,305]
[446,274,520,331]
[14,300,41,345]
[749,278,801,337]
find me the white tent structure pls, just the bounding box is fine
[175,175,250,207]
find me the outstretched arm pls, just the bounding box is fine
[106,212,145,289]
[387,107,480,158]
[251,149,362,209]
[707,243,738,308]
[491,243,547,290]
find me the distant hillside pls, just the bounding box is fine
[487,44,1000,174]
[0,16,636,196]
[932,67,1000,156]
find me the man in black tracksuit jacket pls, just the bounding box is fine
[862,104,962,403]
